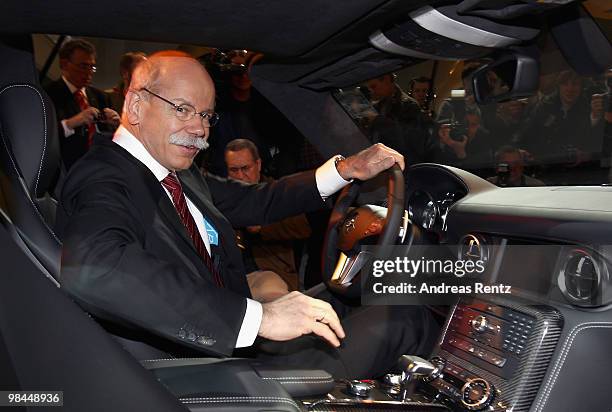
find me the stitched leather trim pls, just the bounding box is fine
[261,376,332,381]
[179,396,299,411]
[533,322,612,412]
[0,85,61,247]
[0,84,47,199]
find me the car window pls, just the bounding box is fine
[335,2,611,187]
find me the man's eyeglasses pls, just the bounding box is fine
[69,61,97,73]
[141,88,219,127]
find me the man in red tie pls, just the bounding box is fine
[57,51,437,379]
[44,39,120,169]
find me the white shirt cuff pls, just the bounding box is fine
[61,119,76,137]
[235,298,262,348]
[315,155,351,200]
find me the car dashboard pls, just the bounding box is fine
[368,164,612,412]
[279,165,612,412]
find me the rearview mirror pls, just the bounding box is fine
[471,53,539,104]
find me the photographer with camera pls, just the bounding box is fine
[202,49,314,178]
[516,70,602,184]
[44,39,120,169]
[591,69,612,181]
[486,146,544,187]
[365,73,436,167]
[435,120,468,165]
[590,69,612,127]
[435,101,494,175]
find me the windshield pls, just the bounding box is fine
[335,5,611,187]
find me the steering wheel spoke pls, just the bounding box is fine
[331,251,374,286]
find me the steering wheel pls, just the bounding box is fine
[322,164,406,298]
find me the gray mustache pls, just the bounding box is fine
[169,134,209,150]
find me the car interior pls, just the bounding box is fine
[1,0,612,411]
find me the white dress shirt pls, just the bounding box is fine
[60,76,89,138]
[113,126,350,347]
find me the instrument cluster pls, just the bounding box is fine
[405,165,469,236]
[407,189,461,232]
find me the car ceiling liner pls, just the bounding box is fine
[294,0,582,91]
[368,0,572,60]
[548,3,612,75]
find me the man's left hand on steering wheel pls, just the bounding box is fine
[322,144,406,298]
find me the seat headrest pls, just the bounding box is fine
[0,84,60,198]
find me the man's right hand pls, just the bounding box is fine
[65,107,100,130]
[258,291,345,347]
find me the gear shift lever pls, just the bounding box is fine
[397,355,442,401]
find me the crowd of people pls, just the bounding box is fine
[45,38,612,191]
[359,64,612,187]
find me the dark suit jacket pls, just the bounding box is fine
[55,137,327,356]
[44,79,114,169]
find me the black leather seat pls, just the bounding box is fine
[0,82,336,410]
[0,46,188,407]
[0,83,62,280]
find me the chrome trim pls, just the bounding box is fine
[410,5,521,48]
[333,251,373,286]
[458,234,490,270]
[398,210,409,243]
[557,248,603,305]
[369,30,458,60]
[461,377,494,410]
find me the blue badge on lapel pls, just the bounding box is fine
[203,218,219,246]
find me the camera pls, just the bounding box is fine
[207,49,249,75]
[222,63,248,75]
[437,119,467,142]
[448,122,467,142]
[496,162,510,187]
[94,110,106,123]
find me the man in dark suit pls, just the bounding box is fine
[56,51,436,378]
[44,39,120,169]
[224,138,311,293]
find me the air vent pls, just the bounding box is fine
[558,249,601,305]
[458,234,489,268]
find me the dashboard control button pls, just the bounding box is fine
[470,315,488,333]
[461,378,494,410]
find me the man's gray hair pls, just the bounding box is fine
[225,138,260,161]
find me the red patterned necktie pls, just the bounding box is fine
[73,90,96,147]
[161,173,224,287]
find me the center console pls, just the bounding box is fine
[143,297,563,411]
[422,297,562,411]
[302,297,563,412]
